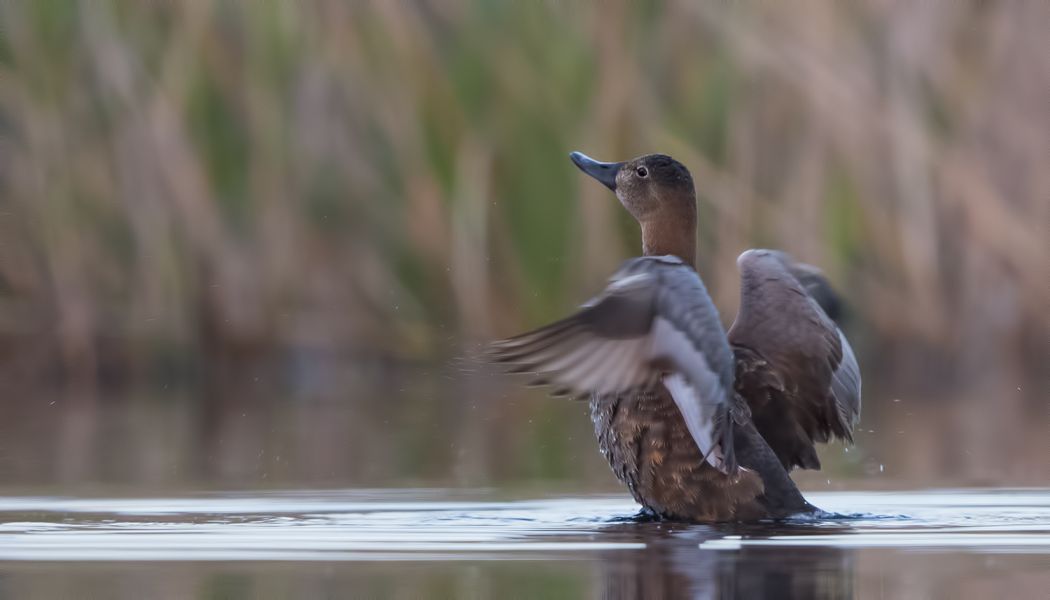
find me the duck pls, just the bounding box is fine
[489,152,861,522]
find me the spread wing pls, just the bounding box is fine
[489,256,738,474]
[785,260,845,325]
[728,250,861,471]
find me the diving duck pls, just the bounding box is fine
[489,152,861,522]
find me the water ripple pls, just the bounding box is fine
[0,489,1047,561]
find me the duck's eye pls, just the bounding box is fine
[636,166,649,178]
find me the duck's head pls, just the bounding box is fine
[570,151,697,266]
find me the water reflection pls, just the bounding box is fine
[0,363,1046,494]
[597,524,852,599]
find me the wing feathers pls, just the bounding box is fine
[829,329,862,438]
[490,257,738,475]
[729,249,862,471]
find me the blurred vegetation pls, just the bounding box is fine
[0,0,1046,391]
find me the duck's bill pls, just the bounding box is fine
[569,151,623,192]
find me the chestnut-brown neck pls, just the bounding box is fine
[640,212,697,269]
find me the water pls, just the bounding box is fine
[0,488,1047,599]
[0,368,1046,597]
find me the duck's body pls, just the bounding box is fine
[591,386,766,522]
[491,152,861,522]
[591,379,812,521]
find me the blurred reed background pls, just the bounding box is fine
[0,1,1046,489]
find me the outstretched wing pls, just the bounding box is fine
[728,250,861,471]
[784,260,845,324]
[489,256,738,474]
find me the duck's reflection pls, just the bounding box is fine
[596,522,853,600]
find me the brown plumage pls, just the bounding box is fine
[729,249,861,471]
[489,151,861,522]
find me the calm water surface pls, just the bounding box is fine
[0,367,1046,598]
[0,488,1047,599]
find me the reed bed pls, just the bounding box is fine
[0,1,1046,389]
